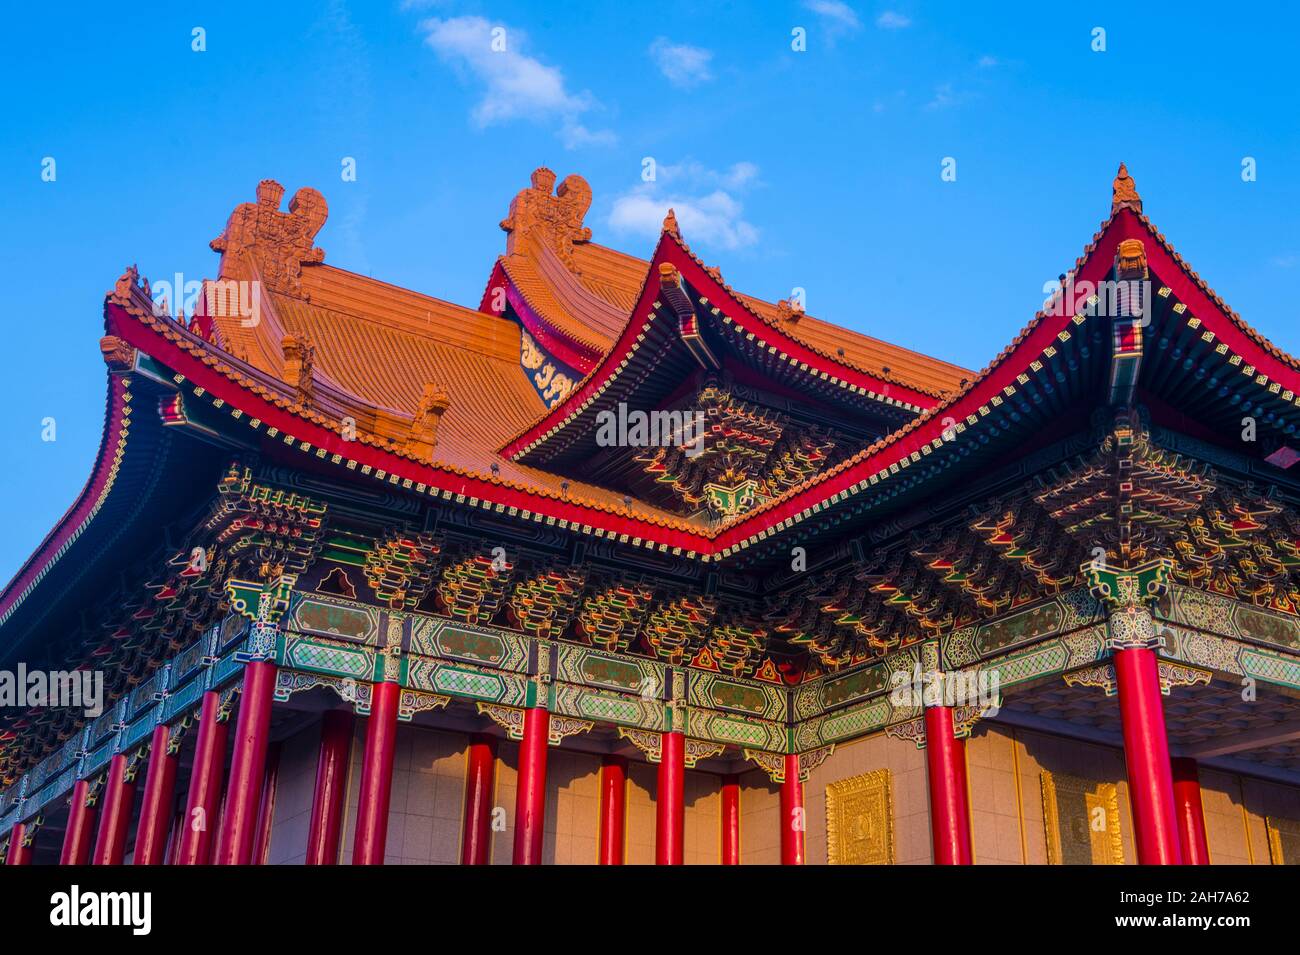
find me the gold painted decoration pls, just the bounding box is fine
[741,748,786,782]
[684,739,727,767]
[1265,816,1300,864]
[1040,771,1124,865]
[826,770,894,865]
[618,726,663,763]
[547,716,595,746]
[476,702,526,740]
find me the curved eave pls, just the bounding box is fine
[1131,210,1300,396]
[501,232,943,462]
[0,374,132,634]
[0,366,222,666]
[63,204,1300,570]
[478,259,603,373]
[103,292,716,554]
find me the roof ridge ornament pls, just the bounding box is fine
[405,383,452,464]
[500,167,592,269]
[211,179,328,299]
[662,207,680,238]
[1111,162,1142,215]
[281,334,315,407]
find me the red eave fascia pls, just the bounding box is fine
[104,301,714,554]
[501,233,943,461]
[0,375,131,627]
[25,200,1286,603]
[477,259,601,374]
[1131,210,1300,393]
[709,212,1138,554]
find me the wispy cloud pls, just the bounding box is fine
[803,1,862,32]
[1271,253,1300,269]
[416,16,615,148]
[608,161,761,251]
[977,54,1000,68]
[649,38,713,88]
[875,10,912,29]
[925,82,970,110]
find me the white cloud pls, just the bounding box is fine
[925,82,965,110]
[649,38,713,88]
[875,10,912,29]
[417,16,615,147]
[803,1,862,31]
[977,55,1000,68]
[608,161,761,251]
[657,160,760,191]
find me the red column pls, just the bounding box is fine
[781,753,806,865]
[251,742,281,865]
[91,753,137,865]
[924,705,973,865]
[60,779,97,865]
[461,733,497,865]
[512,706,549,865]
[597,755,627,865]
[215,660,277,865]
[720,774,740,865]
[656,730,685,865]
[353,680,400,865]
[1171,757,1210,865]
[306,710,354,865]
[177,690,229,865]
[1114,646,1182,865]
[4,823,32,865]
[133,725,178,866]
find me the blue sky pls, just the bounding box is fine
[1,1,1298,583]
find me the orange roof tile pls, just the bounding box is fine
[194,172,975,534]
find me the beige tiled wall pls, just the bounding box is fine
[966,725,1025,864]
[270,714,1300,865]
[336,722,467,864]
[739,770,780,864]
[803,729,932,865]
[1002,726,1137,865]
[625,762,722,864]
[268,719,335,865]
[1200,768,1254,864]
[1240,775,1300,864]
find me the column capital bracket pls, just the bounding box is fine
[1064,660,1212,697]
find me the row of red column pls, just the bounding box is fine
[1,660,280,867]
[3,648,1212,866]
[920,644,1212,865]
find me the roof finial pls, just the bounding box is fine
[499,168,592,267]
[663,207,680,237]
[1112,162,1142,215]
[404,383,452,464]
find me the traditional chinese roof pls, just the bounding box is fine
[6,160,1300,658]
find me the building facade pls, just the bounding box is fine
[2,165,1300,865]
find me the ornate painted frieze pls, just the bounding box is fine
[289,593,381,645]
[687,670,785,722]
[1159,585,1300,654]
[942,587,1104,668]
